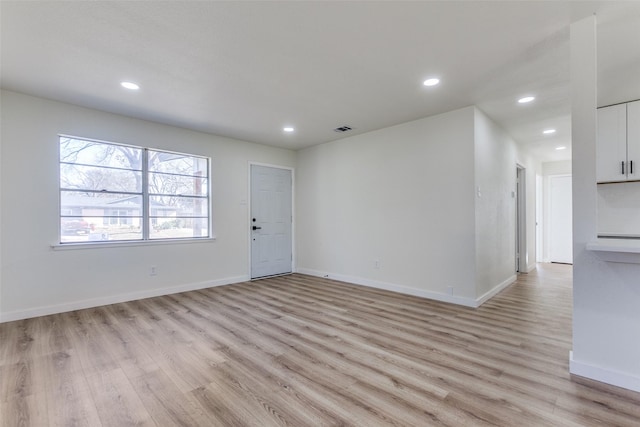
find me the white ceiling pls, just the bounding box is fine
[2,1,640,163]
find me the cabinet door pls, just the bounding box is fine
[627,100,640,181]
[597,104,627,183]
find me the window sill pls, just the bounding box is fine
[51,236,216,251]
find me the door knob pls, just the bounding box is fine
[252,226,262,230]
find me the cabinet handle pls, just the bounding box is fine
[622,161,625,175]
[631,160,634,175]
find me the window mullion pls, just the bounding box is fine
[142,149,150,240]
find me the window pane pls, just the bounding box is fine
[149,195,208,217]
[60,217,91,240]
[60,163,142,193]
[149,218,209,239]
[60,137,142,170]
[60,218,142,243]
[148,173,208,197]
[61,191,143,242]
[148,151,208,177]
[61,191,142,215]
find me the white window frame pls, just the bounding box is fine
[58,135,212,246]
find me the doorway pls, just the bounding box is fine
[516,165,527,273]
[536,174,543,263]
[250,164,293,279]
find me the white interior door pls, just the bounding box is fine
[250,165,292,279]
[536,174,543,263]
[549,175,573,264]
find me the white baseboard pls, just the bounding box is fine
[297,268,479,307]
[0,275,250,323]
[2,269,517,323]
[475,275,517,306]
[570,351,640,393]
[298,268,517,308]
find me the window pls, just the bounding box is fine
[59,136,210,244]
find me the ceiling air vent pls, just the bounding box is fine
[333,125,353,133]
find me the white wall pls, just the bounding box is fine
[474,109,523,299]
[571,17,640,392]
[542,160,572,176]
[0,90,295,321]
[597,181,640,236]
[296,107,478,305]
[0,90,3,315]
[522,151,540,273]
[296,106,538,307]
[473,109,540,300]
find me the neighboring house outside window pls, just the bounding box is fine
[59,136,210,244]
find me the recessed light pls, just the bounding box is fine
[334,125,353,133]
[543,129,556,135]
[423,78,440,87]
[121,81,140,90]
[556,146,567,150]
[283,127,294,132]
[518,96,535,103]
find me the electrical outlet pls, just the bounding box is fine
[374,259,381,269]
[150,266,157,276]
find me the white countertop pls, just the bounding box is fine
[587,238,640,263]
[587,237,640,253]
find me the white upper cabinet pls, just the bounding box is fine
[597,103,628,183]
[628,100,640,180]
[597,101,640,183]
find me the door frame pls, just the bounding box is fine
[248,162,295,279]
[516,164,527,273]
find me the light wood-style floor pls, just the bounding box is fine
[2,263,640,426]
